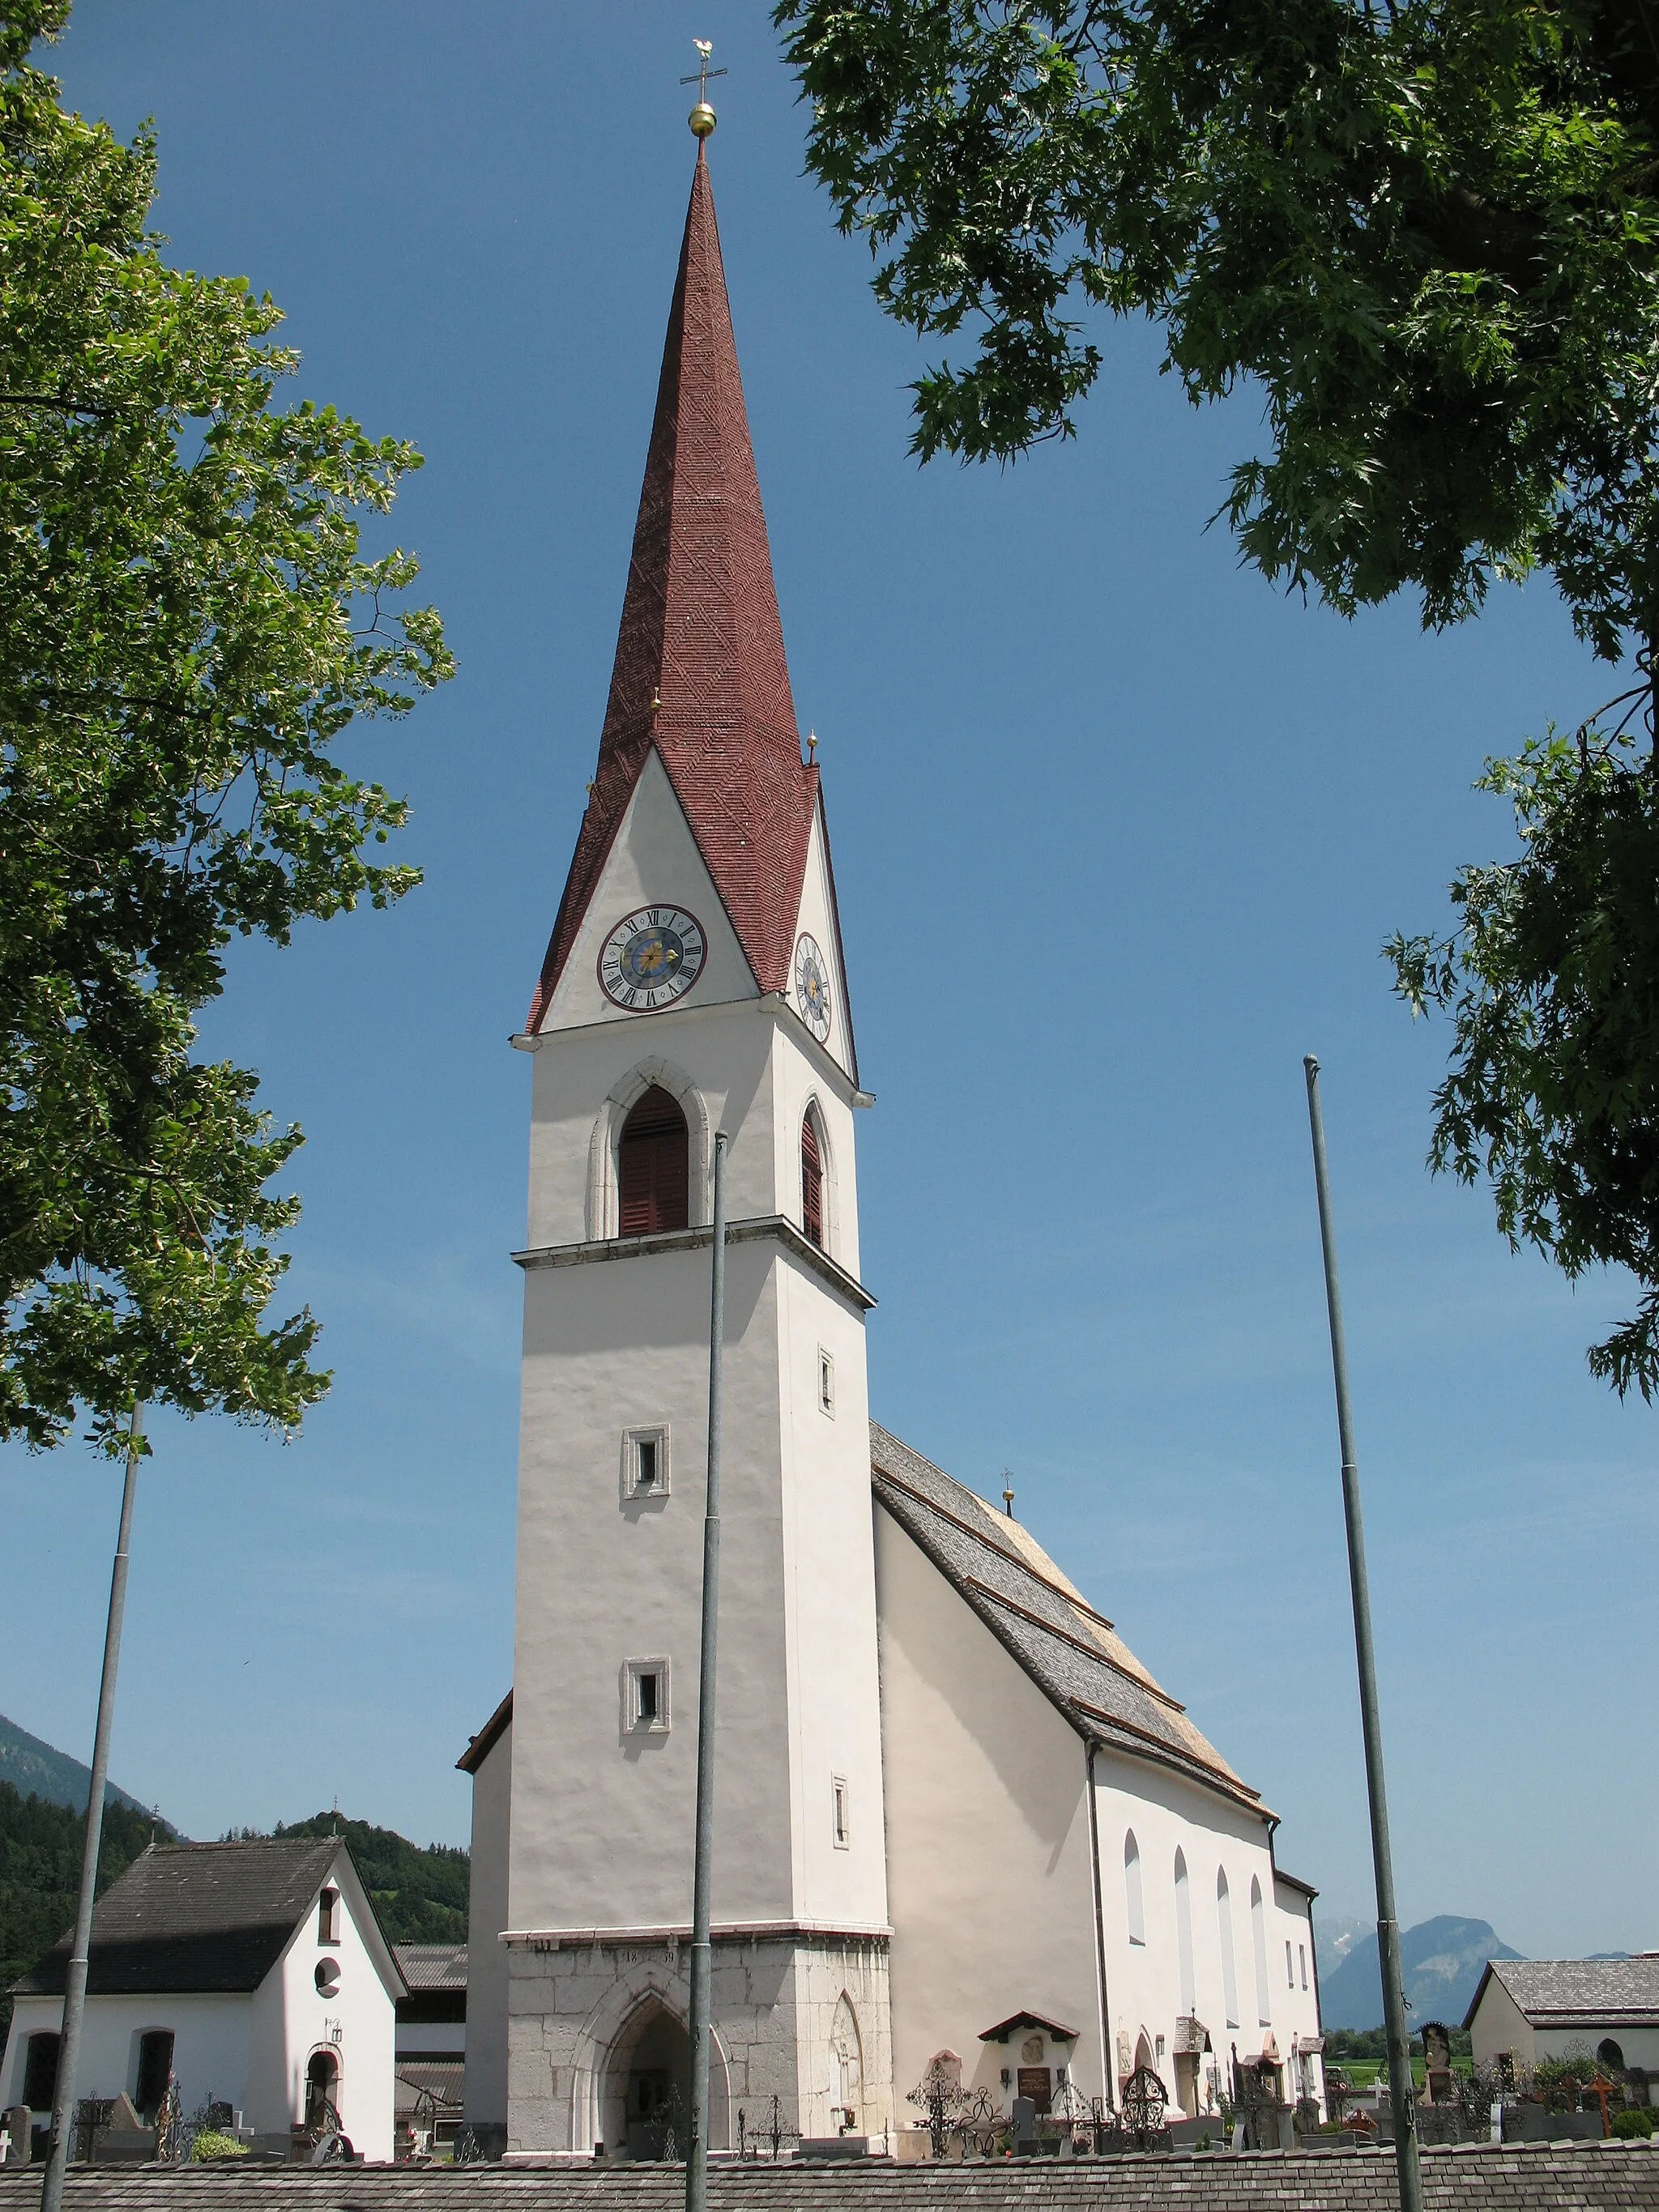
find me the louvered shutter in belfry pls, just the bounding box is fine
[619,1085,690,1235]
[801,1112,824,1248]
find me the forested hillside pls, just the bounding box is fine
[0,1784,165,2041]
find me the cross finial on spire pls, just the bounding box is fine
[682,38,726,138]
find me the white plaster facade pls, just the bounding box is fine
[1467,1960,1659,2088]
[491,749,890,2161]
[0,1843,400,2161]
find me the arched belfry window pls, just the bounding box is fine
[619,1085,689,1236]
[801,1109,825,1249]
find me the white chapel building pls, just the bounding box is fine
[461,134,1326,2164]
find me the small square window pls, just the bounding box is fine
[831,1775,851,1848]
[622,1426,670,1501]
[625,1658,670,1733]
[817,1349,835,1418]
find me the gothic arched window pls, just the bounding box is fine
[1217,1869,1240,2028]
[1124,1831,1145,1944]
[619,1085,689,1235]
[801,1109,825,1249]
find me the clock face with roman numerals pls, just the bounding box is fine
[598,906,706,1012]
[794,933,832,1042]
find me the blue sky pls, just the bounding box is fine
[2,2,1653,1958]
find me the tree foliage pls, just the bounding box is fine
[776,0,1659,1390]
[0,1,453,1451]
[0,1778,164,2042]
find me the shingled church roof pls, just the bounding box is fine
[527,146,817,1030]
[870,1422,1267,1815]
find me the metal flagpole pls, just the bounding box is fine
[1303,1059,1422,2212]
[41,1402,145,2212]
[686,1132,728,2212]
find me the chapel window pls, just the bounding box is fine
[318,1886,339,1945]
[23,2031,60,2112]
[1286,1939,1295,1988]
[134,2030,175,2124]
[832,1775,851,1848]
[801,1109,825,1248]
[1299,1943,1308,1990]
[1124,1831,1145,1944]
[618,1086,689,1236]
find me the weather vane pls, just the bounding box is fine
[682,37,727,139]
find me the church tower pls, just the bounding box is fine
[497,140,893,2159]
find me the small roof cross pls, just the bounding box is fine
[681,39,727,104]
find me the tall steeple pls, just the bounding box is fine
[527,146,817,1032]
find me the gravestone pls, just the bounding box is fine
[2,2108,29,2164]
[1012,2096,1038,2155]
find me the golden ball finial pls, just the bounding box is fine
[689,100,717,139]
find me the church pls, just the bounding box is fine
[458,121,1326,2165]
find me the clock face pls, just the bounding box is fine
[794,933,832,1042]
[598,906,706,1012]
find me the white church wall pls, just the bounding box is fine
[465,1720,513,2130]
[524,999,807,1251]
[769,1016,862,1281]
[510,1236,798,1933]
[1468,1976,1536,2069]
[874,1505,1104,2112]
[776,1247,887,1935]
[253,1856,398,2160]
[786,800,856,1085]
[1091,1754,1324,2115]
[535,751,759,1039]
[1,1991,251,2124]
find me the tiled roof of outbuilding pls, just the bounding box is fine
[393,1943,467,1993]
[11,1836,340,1997]
[870,1424,1266,1816]
[1469,1956,1659,2031]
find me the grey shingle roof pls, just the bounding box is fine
[11,1837,340,1997]
[0,2142,1654,2208]
[394,1944,468,1993]
[870,1425,1264,1814]
[1481,1957,1659,2027]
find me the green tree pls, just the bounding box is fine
[776,0,1659,1392]
[0,2,453,1452]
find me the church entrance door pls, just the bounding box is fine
[622,2010,690,2159]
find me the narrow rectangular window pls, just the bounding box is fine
[832,1775,851,1848]
[1286,1939,1294,1987]
[622,1426,670,1500]
[625,1659,670,1733]
[317,1887,339,1946]
[1299,1944,1308,1990]
[818,1349,834,1417]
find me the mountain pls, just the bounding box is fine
[1319,1915,1523,2029]
[1315,1915,1374,1972]
[0,1780,169,2043]
[232,1813,469,1945]
[0,1711,157,1818]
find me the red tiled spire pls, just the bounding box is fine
[527,146,817,1032]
